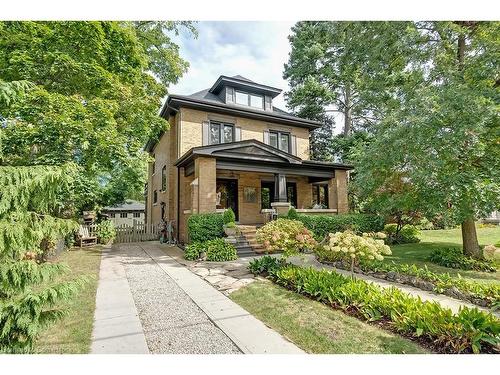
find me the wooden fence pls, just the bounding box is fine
[83,222,160,244]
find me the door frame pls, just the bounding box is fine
[216,178,239,221]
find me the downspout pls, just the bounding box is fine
[177,166,180,243]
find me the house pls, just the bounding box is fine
[102,200,145,227]
[145,75,353,244]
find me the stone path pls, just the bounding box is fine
[91,245,149,354]
[288,254,497,316]
[91,241,303,354]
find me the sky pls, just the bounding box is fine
[169,21,297,111]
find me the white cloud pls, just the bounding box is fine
[169,21,296,110]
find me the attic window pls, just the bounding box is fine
[235,90,264,109]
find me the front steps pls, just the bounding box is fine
[234,225,266,257]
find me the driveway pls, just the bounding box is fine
[91,241,303,354]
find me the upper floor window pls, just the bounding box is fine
[120,212,128,218]
[109,213,115,218]
[133,212,141,218]
[269,130,290,153]
[151,154,156,175]
[235,90,263,109]
[161,165,167,191]
[153,190,158,204]
[209,121,234,145]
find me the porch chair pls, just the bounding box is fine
[76,225,98,248]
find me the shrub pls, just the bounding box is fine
[336,259,500,308]
[187,213,224,242]
[416,217,434,230]
[251,262,500,353]
[184,241,205,261]
[384,224,420,244]
[319,231,391,275]
[256,218,317,257]
[287,207,299,220]
[205,238,238,262]
[248,256,283,276]
[296,213,384,240]
[184,238,237,262]
[429,247,496,272]
[96,220,116,244]
[222,208,236,225]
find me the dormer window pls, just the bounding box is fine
[235,90,264,109]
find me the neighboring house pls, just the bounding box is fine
[483,211,500,225]
[145,75,353,243]
[102,200,145,227]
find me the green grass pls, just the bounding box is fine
[387,226,500,283]
[33,246,102,353]
[230,280,428,354]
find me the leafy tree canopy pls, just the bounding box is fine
[0,21,196,210]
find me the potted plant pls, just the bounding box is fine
[222,208,237,236]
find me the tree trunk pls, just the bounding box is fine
[461,218,482,258]
[343,85,352,136]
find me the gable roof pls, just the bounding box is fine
[103,200,145,212]
[174,139,353,173]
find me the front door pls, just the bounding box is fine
[216,179,238,221]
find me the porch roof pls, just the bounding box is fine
[174,140,353,179]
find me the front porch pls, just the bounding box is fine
[175,140,352,243]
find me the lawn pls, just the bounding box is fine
[230,280,428,354]
[33,246,102,354]
[388,226,500,283]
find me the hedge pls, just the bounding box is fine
[296,213,384,240]
[187,213,224,242]
[249,256,500,354]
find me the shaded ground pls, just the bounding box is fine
[34,246,102,354]
[388,226,500,283]
[231,280,428,354]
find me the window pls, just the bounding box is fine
[161,165,167,191]
[153,190,158,204]
[109,213,115,218]
[209,121,234,145]
[269,130,290,153]
[133,212,140,218]
[152,154,156,175]
[234,90,264,109]
[120,212,128,218]
[312,184,329,208]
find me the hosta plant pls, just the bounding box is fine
[319,231,391,276]
[256,218,317,258]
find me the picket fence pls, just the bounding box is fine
[83,222,160,244]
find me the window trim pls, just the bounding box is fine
[234,90,264,109]
[209,120,235,145]
[269,130,291,153]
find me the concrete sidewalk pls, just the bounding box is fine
[91,245,149,354]
[140,242,304,354]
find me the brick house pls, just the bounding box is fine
[145,75,352,244]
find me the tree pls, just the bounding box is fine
[0,21,195,210]
[355,21,500,257]
[284,21,412,161]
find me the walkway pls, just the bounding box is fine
[91,241,303,354]
[288,254,497,316]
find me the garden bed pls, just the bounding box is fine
[320,259,499,309]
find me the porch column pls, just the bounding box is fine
[272,173,290,216]
[328,169,349,214]
[194,156,217,213]
[274,173,287,202]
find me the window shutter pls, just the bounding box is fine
[291,135,297,156]
[235,126,241,142]
[202,121,210,145]
[263,130,270,145]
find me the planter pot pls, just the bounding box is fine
[224,226,237,237]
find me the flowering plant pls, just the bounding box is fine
[321,231,391,275]
[256,218,317,258]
